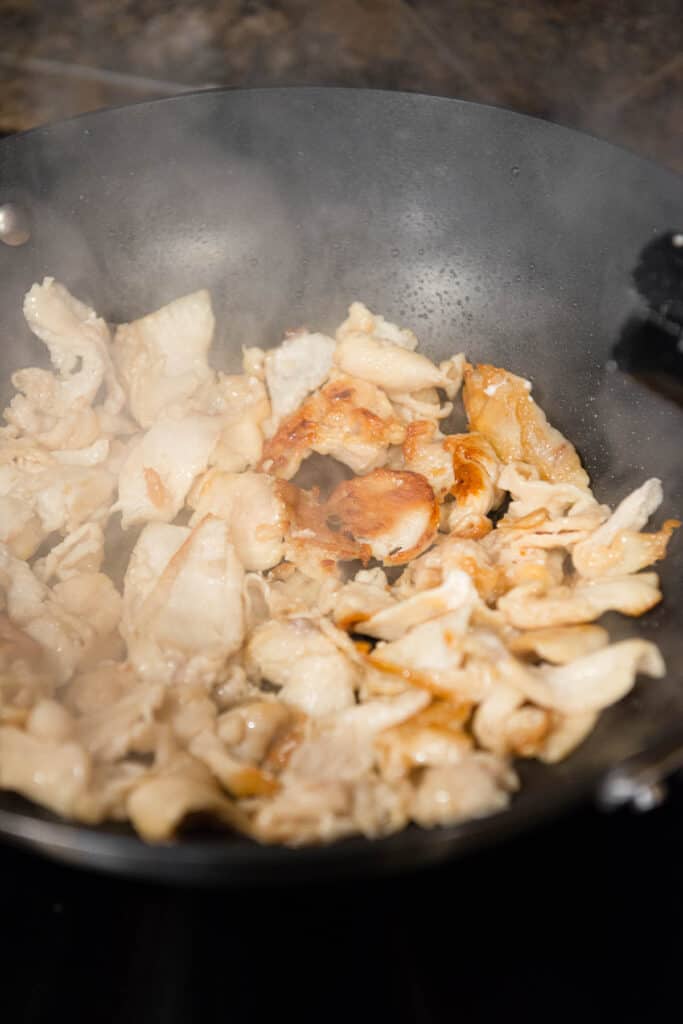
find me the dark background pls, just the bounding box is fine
[1,0,681,172]
[3,791,683,1023]
[1,2,682,1020]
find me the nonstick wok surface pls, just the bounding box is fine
[0,88,681,883]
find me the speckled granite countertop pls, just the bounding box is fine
[1,0,681,171]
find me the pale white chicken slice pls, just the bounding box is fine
[63,661,139,715]
[113,289,215,428]
[126,754,247,842]
[324,468,439,565]
[411,754,517,828]
[250,690,427,843]
[250,564,340,621]
[121,516,244,686]
[472,682,553,757]
[375,700,473,780]
[259,375,405,479]
[34,522,105,583]
[35,464,116,535]
[0,613,53,719]
[251,776,414,845]
[0,435,115,556]
[498,572,662,628]
[187,469,285,570]
[210,417,264,474]
[217,699,299,767]
[51,572,123,650]
[333,568,395,631]
[390,387,455,425]
[285,689,428,784]
[537,711,598,763]
[335,332,463,396]
[7,279,124,450]
[76,682,164,761]
[264,329,336,434]
[165,680,271,796]
[26,698,75,741]
[0,725,96,821]
[498,463,601,520]
[393,534,504,605]
[117,415,221,528]
[572,478,679,578]
[187,728,280,798]
[52,438,111,466]
[358,569,479,641]
[509,624,610,664]
[1,545,121,684]
[0,495,43,561]
[368,604,480,699]
[199,372,270,473]
[336,301,419,350]
[247,618,357,717]
[463,362,590,488]
[514,638,665,714]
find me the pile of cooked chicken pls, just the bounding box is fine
[0,281,678,844]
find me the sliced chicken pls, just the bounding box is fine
[188,469,285,571]
[336,332,462,395]
[498,573,662,628]
[463,363,589,488]
[200,372,270,472]
[34,522,105,583]
[264,329,336,434]
[336,301,419,350]
[247,618,357,717]
[121,516,244,686]
[113,290,215,428]
[117,415,221,527]
[259,375,405,479]
[411,754,517,828]
[7,278,124,450]
[358,569,480,641]
[333,568,395,631]
[0,544,121,684]
[514,639,665,714]
[126,754,247,842]
[509,624,609,664]
[324,468,439,565]
[572,478,679,578]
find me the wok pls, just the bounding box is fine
[0,88,681,884]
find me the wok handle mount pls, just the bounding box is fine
[597,731,683,812]
[0,203,30,246]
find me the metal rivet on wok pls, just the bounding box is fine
[0,203,31,246]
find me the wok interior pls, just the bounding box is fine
[1,88,682,837]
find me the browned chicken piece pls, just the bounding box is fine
[400,421,502,539]
[463,363,589,488]
[259,375,405,479]
[325,468,439,565]
[276,479,370,577]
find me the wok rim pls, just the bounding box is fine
[1,84,681,187]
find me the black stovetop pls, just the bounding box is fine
[3,788,683,1024]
